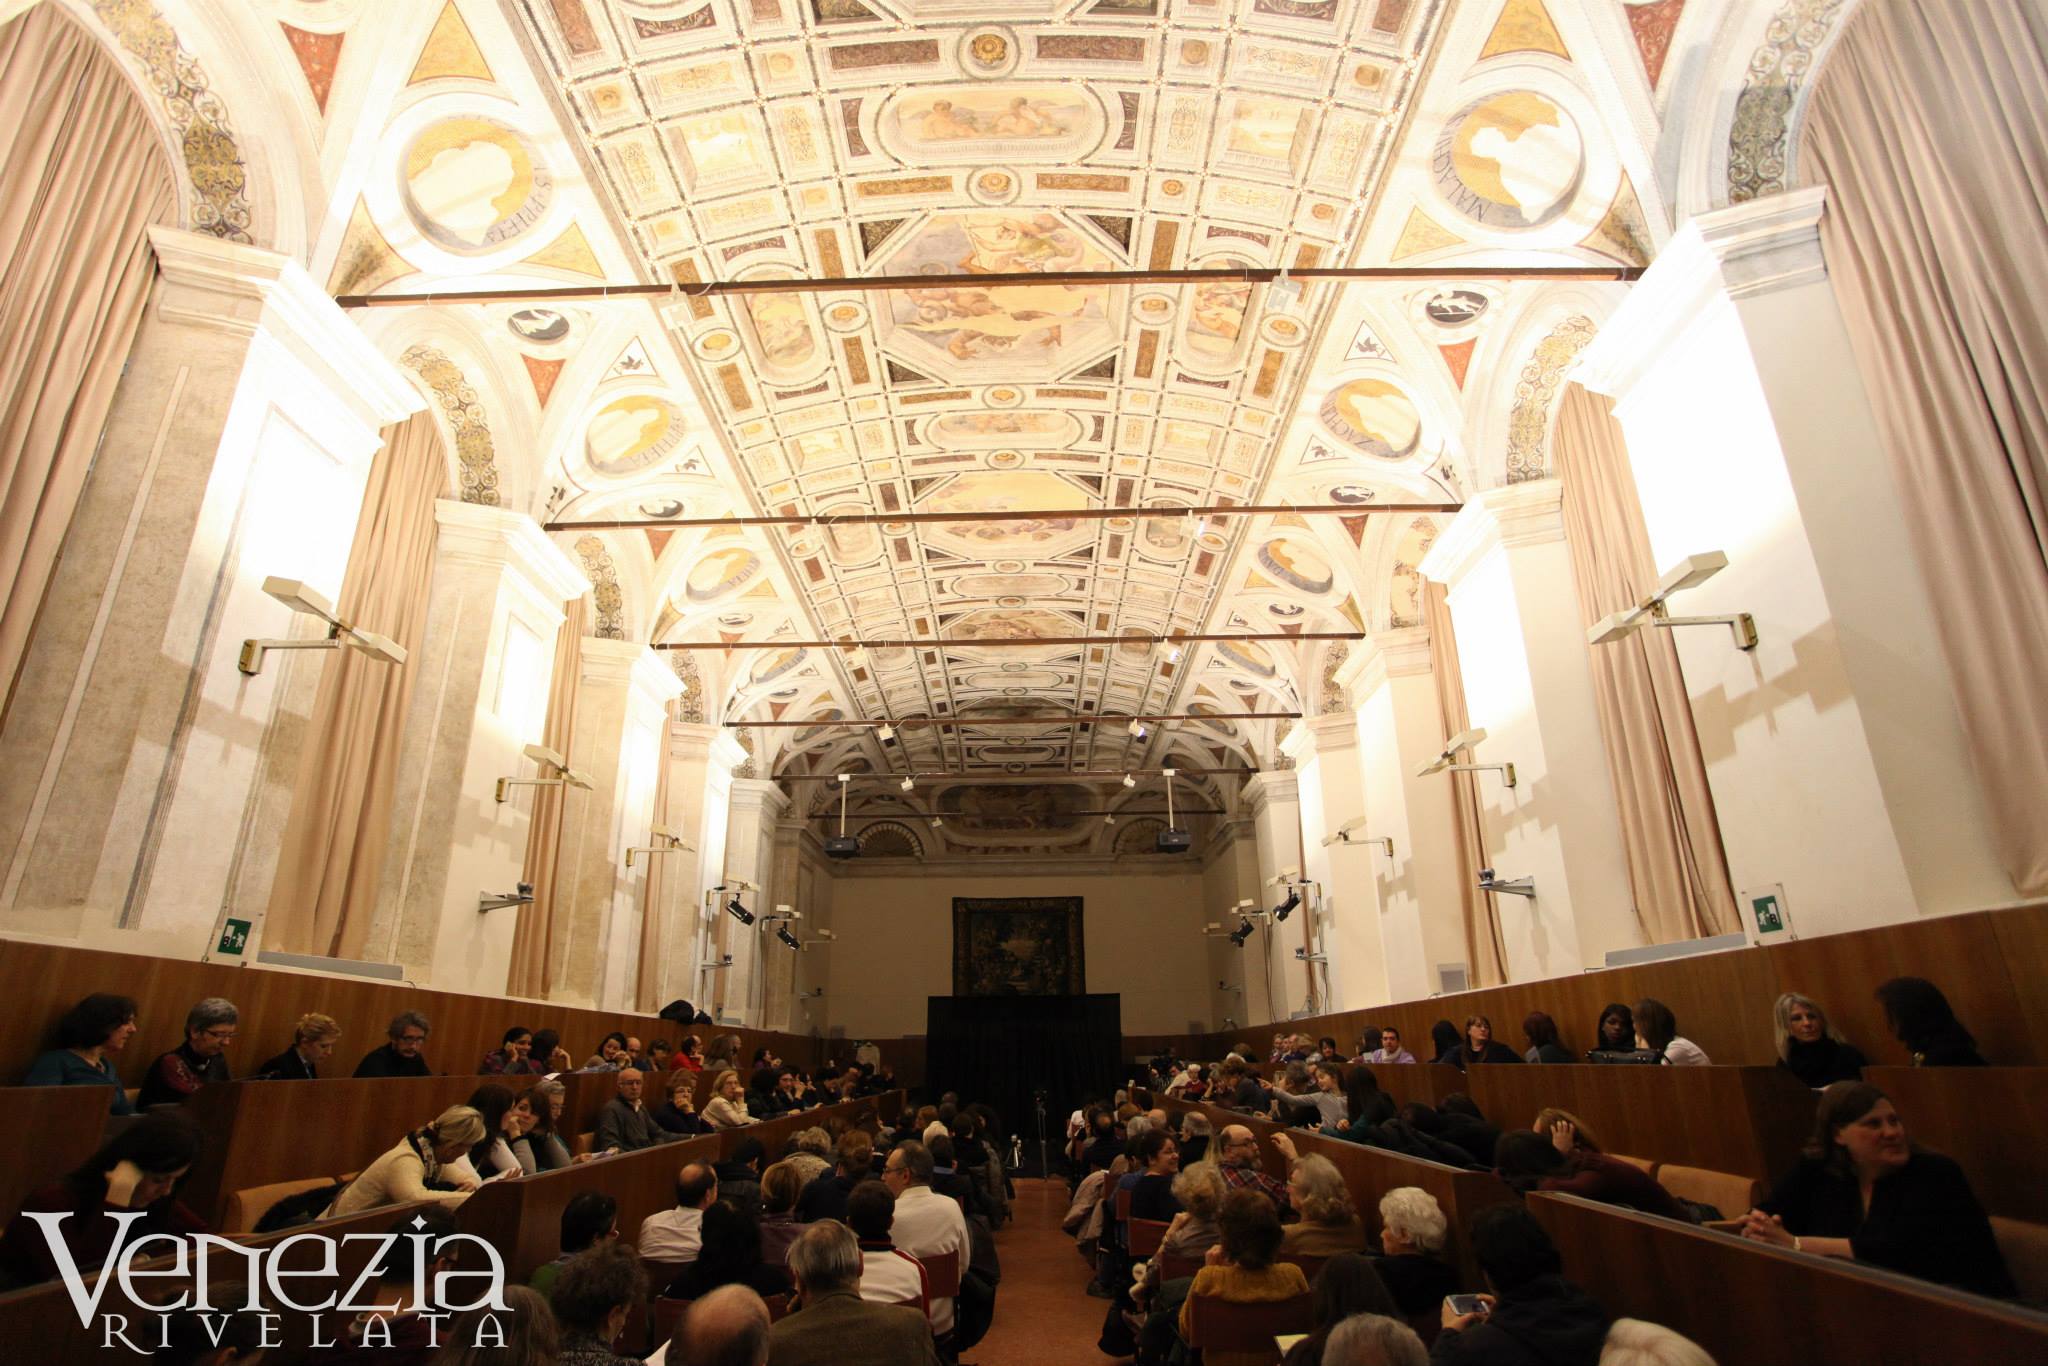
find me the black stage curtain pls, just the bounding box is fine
[926,994,1121,1171]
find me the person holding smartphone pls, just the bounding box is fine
[1431,1205,1607,1366]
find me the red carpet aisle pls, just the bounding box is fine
[972,1177,1129,1365]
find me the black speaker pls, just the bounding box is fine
[1155,827,1191,854]
[823,835,861,859]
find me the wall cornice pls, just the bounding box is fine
[1418,480,1567,591]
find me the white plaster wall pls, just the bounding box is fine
[822,871,1216,1038]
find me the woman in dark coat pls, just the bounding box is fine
[0,1112,204,1288]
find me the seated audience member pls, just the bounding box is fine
[705,1068,759,1129]
[530,1028,573,1073]
[596,1067,673,1152]
[1522,1013,1575,1065]
[669,1199,792,1301]
[1130,1127,1184,1220]
[440,1285,559,1366]
[1137,1161,1227,1303]
[1323,1313,1429,1366]
[1283,1154,1369,1256]
[1456,1016,1524,1069]
[524,1078,577,1170]
[548,1241,645,1366]
[1429,1021,1462,1068]
[927,1134,985,1220]
[771,1220,942,1366]
[463,1084,535,1180]
[1302,1063,1353,1130]
[1435,1096,1502,1169]
[1434,1205,1609,1366]
[0,1111,202,1287]
[1325,1067,1396,1143]
[797,1131,871,1222]
[478,1025,542,1076]
[1494,1128,1690,1222]
[1743,1081,2012,1296]
[759,1160,807,1270]
[673,1285,772,1366]
[769,1067,811,1116]
[1217,1124,1296,1209]
[1178,1112,1213,1168]
[847,1178,931,1314]
[1773,993,1867,1088]
[138,997,238,1108]
[353,1011,432,1078]
[1178,1189,1311,1342]
[1632,999,1709,1066]
[532,1191,619,1297]
[1532,1108,1602,1154]
[255,1011,339,1081]
[1268,1062,1319,1125]
[642,1162,720,1263]
[151,1286,272,1366]
[1371,1187,1459,1323]
[305,1209,460,1366]
[655,1073,710,1135]
[1875,976,1987,1066]
[625,1036,647,1067]
[1080,1106,1122,1171]
[676,1034,705,1072]
[1282,1256,1403,1366]
[1369,1026,1418,1065]
[1376,1104,1486,1171]
[1598,1319,1717,1366]
[717,1137,769,1222]
[647,1039,674,1075]
[583,1032,629,1071]
[705,1033,744,1073]
[326,1106,485,1217]
[785,1127,833,1185]
[1587,1004,1638,1062]
[880,1140,971,1336]
[25,992,138,1113]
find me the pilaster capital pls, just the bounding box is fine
[147,226,421,429]
[1342,627,1433,701]
[1241,770,1299,818]
[1419,480,1565,590]
[577,639,682,713]
[729,778,792,820]
[1306,713,1360,753]
[1576,186,1829,403]
[434,502,590,619]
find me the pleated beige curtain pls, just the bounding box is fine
[1554,385,1742,942]
[509,595,588,999]
[1799,0,2048,895]
[264,411,446,959]
[1423,581,1508,987]
[0,5,175,716]
[634,706,676,1012]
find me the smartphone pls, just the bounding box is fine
[1444,1294,1490,1319]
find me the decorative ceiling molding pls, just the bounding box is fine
[1725,0,1852,204]
[1503,313,1596,485]
[399,343,504,507]
[575,534,626,639]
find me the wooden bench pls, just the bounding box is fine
[1527,1191,2048,1364]
[0,1085,124,1224]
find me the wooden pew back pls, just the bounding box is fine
[1527,1191,2048,1365]
[0,1086,123,1231]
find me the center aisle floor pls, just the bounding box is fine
[971,1177,1124,1366]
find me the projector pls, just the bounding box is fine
[823,835,861,859]
[1155,827,1192,855]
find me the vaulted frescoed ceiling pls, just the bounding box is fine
[234,0,1733,844]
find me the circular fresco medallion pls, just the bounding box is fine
[1161,178,1187,198]
[684,547,763,603]
[1320,378,1423,461]
[1311,203,1337,222]
[1132,291,1177,324]
[1433,91,1585,230]
[1257,537,1336,595]
[968,167,1023,206]
[959,27,1019,78]
[1260,314,1307,349]
[1181,39,1211,64]
[1269,603,1305,618]
[693,329,740,360]
[402,116,552,255]
[585,394,685,477]
[993,559,1027,574]
[1327,484,1376,505]
[822,302,868,334]
[508,307,569,342]
[987,450,1024,469]
[982,385,1024,409]
[1424,288,1490,327]
[1197,530,1228,553]
[639,497,685,518]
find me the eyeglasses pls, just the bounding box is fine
[201,1028,237,1041]
[397,1033,427,1044]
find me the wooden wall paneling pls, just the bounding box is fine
[1863,1067,2048,1222]
[1363,1063,1462,1109]
[0,1087,126,1228]
[1991,910,2048,1057]
[1527,1192,2048,1365]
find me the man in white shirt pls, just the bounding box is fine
[639,1162,718,1262]
[880,1141,969,1336]
[847,1178,931,1318]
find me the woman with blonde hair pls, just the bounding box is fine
[1134,1160,1228,1305]
[1773,992,1867,1088]
[1371,1186,1458,1321]
[1281,1153,1366,1255]
[701,1069,757,1128]
[255,1012,339,1082]
[326,1105,486,1216]
[1532,1107,1602,1154]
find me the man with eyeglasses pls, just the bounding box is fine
[138,997,238,1108]
[1217,1124,1296,1213]
[353,1010,435,1078]
[879,1141,969,1338]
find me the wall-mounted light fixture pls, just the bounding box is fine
[478,882,534,914]
[1321,816,1394,856]
[496,744,595,803]
[239,577,407,676]
[625,824,694,867]
[1588,551,1757,650]
[1477,867,1537,899]
[1416,728,1516,788]
[898,775,915,792]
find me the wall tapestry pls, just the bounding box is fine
[952,896,1084,996]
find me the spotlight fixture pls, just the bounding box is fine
[698,954,733,972]
[1156,765,1190,854]
[625,823,694,868]
[1416,728,1516,788]
[1122,773,1137,789]
[1164,644,1183,664]
[899,775,915,792]
[1321,816,1394,855]
[1128,720,1148,738]
[929,816,944,829]
[725,897,756,925]
[824,772,859,859]
[876,723,896,742]
[1477,868,1538,899]
[1104,813,1116,826]
[1227,916,1256,947]
[776,926,801,950]
[1588,551,1758,650]
[1265,868,1301,888]
[495,744,596,803]
[238,576,408,676]
[1271,888,1302,922]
